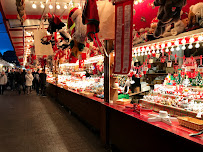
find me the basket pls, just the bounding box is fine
[177,117,203,131]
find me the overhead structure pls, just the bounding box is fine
[0,0,82,67]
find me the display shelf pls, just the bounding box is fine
[133,28,203,48]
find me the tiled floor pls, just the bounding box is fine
[0,90,106,152]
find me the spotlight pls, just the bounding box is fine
[64,4,68,9]
[32,2,37,9]
[49,4,53,9]
[40,2,45,8]
[56,4,60,9]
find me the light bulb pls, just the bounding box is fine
[198,35,203,41]
[182,45,186,50]
[167,42,172,47]
[134,1,138,5]
[175,40,179,45]
[176,46,180,51]
[171,47,174,51]
[195,42,200,48]
[49,4,53,9]
[148,51,151,55]
[142,47,145,52]
[156,50,160,54]
[138,52,140,56]
[56,4,60,9]
[64,4,68,9]
[138,0,143,3]
[69,1,73,7]
[138,48,141,52]
[165,48,169,52]
[145,51,148,55]
[189,37,195,43]
[161,43,165,48]
[135,53,137,56]
[32,3,37,9]
[28,40,30,42]
[78,4,81,9]
[156,45,160,49]
[146,46,149,51]
[40,2,45,8]
[188,44,193,49]
[151,46,155,50]
[181,39,186,44]
[141,52,144,56]
[152,50,155,54]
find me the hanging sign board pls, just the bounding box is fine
[114,0,133,74]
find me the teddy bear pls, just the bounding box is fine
[162,18,188,37]
[153,0,187,38]
[188,2,203,28]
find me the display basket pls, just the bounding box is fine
[177,116,203,131]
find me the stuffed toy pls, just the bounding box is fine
[82,0,100,41]
[47,14,65,34]
[16,0,26,24]
[153,0,187,38]
[188,2,203,28]
[133,28,149,45]
[68,8,87,58]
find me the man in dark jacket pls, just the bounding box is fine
[8,69,15,90]
[16,69,26,95]
[39,69,47,96]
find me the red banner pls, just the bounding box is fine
[114,0,133,74]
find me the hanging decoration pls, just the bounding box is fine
[114,0,133,74]
[16,0,26,24]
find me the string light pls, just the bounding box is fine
[141,52,144,56]
[165,48,169,52]
[49,3,53,9]
[146,46,150,51]
[167,42,172,47]
[32,2,37,9]
[138,48,141,52]
[138,52,140,56]
[145,51,148,55]
[188,43,193,49]
[176,46,180,51]
[40,2,45,8]
[142,47,145,52]
[161,43,165,48]
[181,38,186,44]
[156,44,160,49]
[156,49,160,54]
[148,51,151,55]
[135,53,137,56]
[195,42,200,48]
[151,45,155,50]
[189,37,195,43]
[198,35,203,41]
[152,50,155,54]
[175,40,179,45]
[134,1,139,5]
[171,47,174,52]
[182,45,186,50]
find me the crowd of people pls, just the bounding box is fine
[0,68,47,96]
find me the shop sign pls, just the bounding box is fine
[114,0,133,74]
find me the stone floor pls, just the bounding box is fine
[0,90,106,152]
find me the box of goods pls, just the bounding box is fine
[140,100,200,119]
[116,99,131,105]
[80,91,94,97]
[177,117,203,131]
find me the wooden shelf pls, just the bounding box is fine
[133,28,203,48]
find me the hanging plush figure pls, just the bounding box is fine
[82,0,100,41]
[16,0,26,24]
[47,13,65,34]
[153,0,187,38]
[68,8,87,58]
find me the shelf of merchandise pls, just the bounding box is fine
[133,28,203,48]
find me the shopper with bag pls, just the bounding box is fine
[25,70,34,95]
[0,71,8,95]
[39,69,47,96]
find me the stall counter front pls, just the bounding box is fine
[46,82,203,151]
